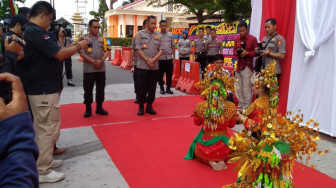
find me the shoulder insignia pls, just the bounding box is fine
[278,39,283,46]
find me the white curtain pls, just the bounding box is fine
[287,11,336,136]
[250,0,263,41]
[296,0,336,63]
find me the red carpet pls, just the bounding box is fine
[60,96,202,129]
[93,117,336,188]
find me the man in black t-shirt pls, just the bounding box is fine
[23,1,88,183]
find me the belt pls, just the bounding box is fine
[195,52,206,55]
[203,130,227,137]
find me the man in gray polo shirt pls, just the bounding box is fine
[260,18,286,82]
[135,15,163,115]
[79,19,111,118]
[158,20,175,95]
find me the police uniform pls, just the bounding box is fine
[81,34,109,108]
[23,22,62,175]
[158,30,175,92]
[62,36,73,82]
[204,35,211,41]
[193,37,208,73]
[261,32,286,75]
[207,38,223,63]
[178,37,191,63]
[135,29,163,108]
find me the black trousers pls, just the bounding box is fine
[83,72,106,104]
[133,65,138,98]
[158,59,173,89]
[137,68,158,105]
[207,55,216,64]
[195,53,207,73]
[62,58,73,80]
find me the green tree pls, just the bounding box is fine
[147,0,221,24]
[0,0,25,20]
[89,0,109,35]
[122,0,136,7]
[217,0,251,22]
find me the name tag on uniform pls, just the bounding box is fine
[142,44,147,48]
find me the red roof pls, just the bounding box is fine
[117,0,144,9]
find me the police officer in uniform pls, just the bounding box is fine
[260,18,286,82]
[158,20,175,94]
[207,28,223,64]
[193,27,208,74]
[135,15,163,115]
[79,19,111,118]
[177,30,191,64]
[130,19,148,104]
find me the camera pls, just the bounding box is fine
[236,41,246,57]
[87,40,93,47]
[49,21,72,38]
[8,36,26,47]
[0,81,12,105]
[255,42,263,56]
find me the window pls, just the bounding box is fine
[120,25,123,37]
[168,4,173,12]
[126,25,134,38]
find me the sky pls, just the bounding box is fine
[17,0,124,23]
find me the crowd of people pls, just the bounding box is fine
[0,0,287,186]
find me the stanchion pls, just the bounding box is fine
[111,49,122,66]
[171,59,180,87]
[185,61,201,95]
[120,51,132,70]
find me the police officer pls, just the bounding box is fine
[158,20,175,95]
[207,28,223,64]
[193,27,208,74]
[79,19,111,118]
[130,19,148,104]
[135,15,163,115]
[260,18,286,82]
[23,1,89,182]
[204,26,212,41]
[177,30,191,64]
[63,36,75,87]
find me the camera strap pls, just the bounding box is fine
[264,33,278,49]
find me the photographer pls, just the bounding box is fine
[23,1,88,183]
[0,36,24,74]
[0,73,39,188]
[1,14,28,75]
[233,21,258,110]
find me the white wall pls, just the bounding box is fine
[125,15,134,25]
[118,15,124,37]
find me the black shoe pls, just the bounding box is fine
[137,105,144,116]
[160,89,165,94]
[166,89,174,94]
[67,81,75,87]
[84,104,92,118]
[96,108,108,115]
[145,105,157,115]
[96,102,108,115]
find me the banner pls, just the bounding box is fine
[187,20,251,71]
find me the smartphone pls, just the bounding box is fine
[0,81,12,105]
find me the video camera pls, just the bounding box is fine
[0,19,10,33]
[49,21,72,38]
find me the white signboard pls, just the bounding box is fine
[185,63,190,72]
